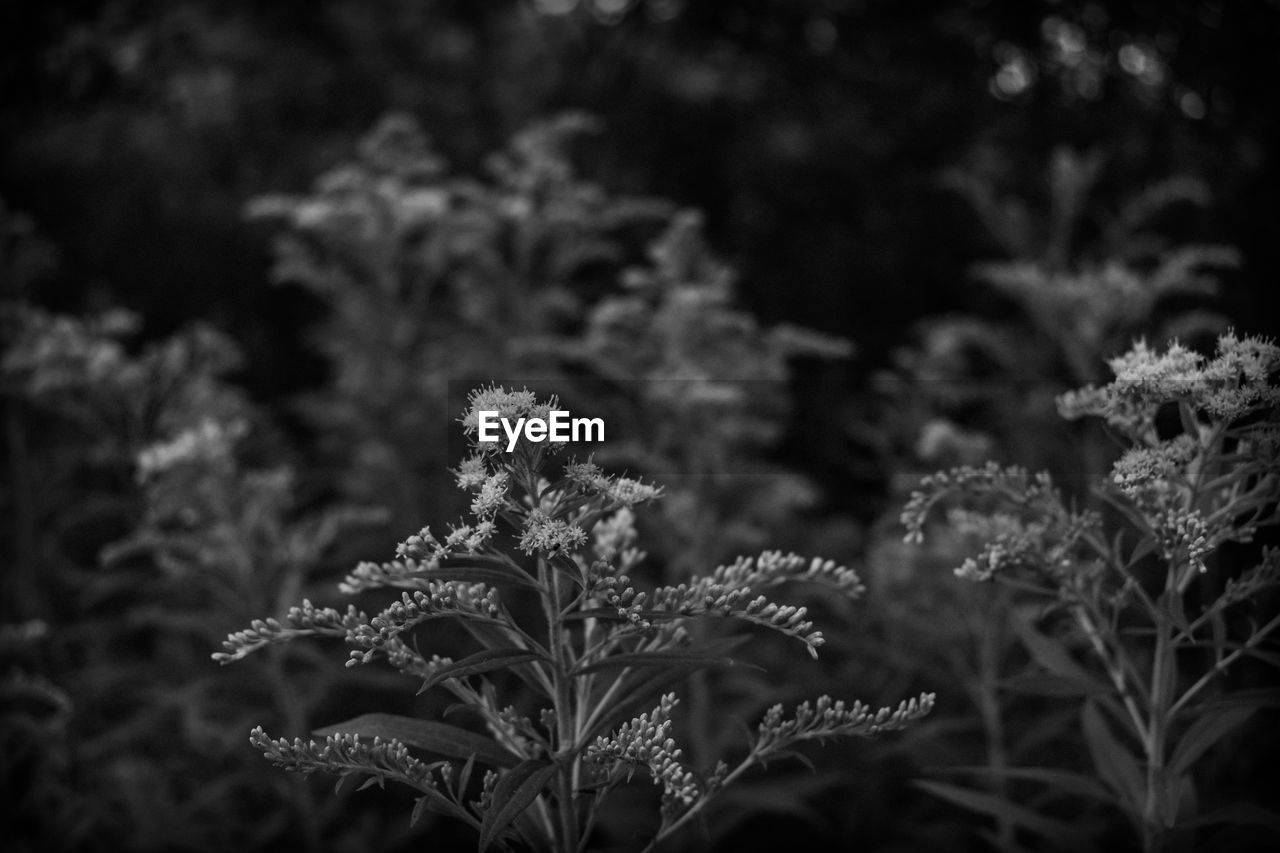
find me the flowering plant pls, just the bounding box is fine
[218,386,933,851]
[903,332,1280,851]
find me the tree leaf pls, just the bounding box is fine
[419,648,548,694]
[1168,706,1254,778]
[314,714,518,768]
[1081,701,1144,813]
[478,759,557,852]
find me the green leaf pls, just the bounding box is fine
[478,759,557,852]
[915,780,1091,848]
[419,648,548,694]
[1081,701,1144,813]
[314,714,518,768]
[572,650,758,677]
[1168,706,1254,778]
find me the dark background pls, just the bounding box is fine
[4,0,1277,399]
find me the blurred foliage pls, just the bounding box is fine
[2,0,1278,851]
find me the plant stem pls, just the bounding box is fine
[1142,579,1180,853]
[546,559,581,851]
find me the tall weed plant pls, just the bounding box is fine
[217,385,934,851]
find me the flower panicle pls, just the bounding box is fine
[1219,547,1280,609]
[755,692,937,753]
[213,600,365,664]
[644,552,862,655]
[564,460,664,509]
[339,557,436,595]
[901,462,1055,545]
[586,693,698,807]
[346,583,502,666]
[249,726,438,792]
[1056,332,1280,433]
[519,509,588,555]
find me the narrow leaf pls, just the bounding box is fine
[1181,803,1280,833]
[315,714,518,768]
[1000,672,1111,699]
[1010,612,1093,682]
[935,765,1112,802]
[572,650,757,676]
[1168,706,1254,777]
[478,760,557,852]
[419,648,548,694]
[411,795,430,828]
[1243,649,1280,670]
[915,780,1090,846]
[414,565,541,590]
[461,621,552,699]
[1081,701,1144,813]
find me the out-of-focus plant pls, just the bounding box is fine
[903,332,1280,852]
[101,415,393,852]
[217,385,934,852]
[1,240,397,849]
[854,150,1246,851]
[246,112,674,526]
[562,207,852,573]
[247,111,850,558]
[248,115,856,823]
[869,147,1236,487]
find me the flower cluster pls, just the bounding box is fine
[1111,435,1199,499]
[214,385,934,850]
[590,507,640,563]
[249,727,437,791]
[565,460,664,508]
[136,418,247,480]
[587,693,698,807]
[470,472,509,519]
[643,552,864,655]
[347,584,503,665]
[1058,332,1280,435]
[1218,547,1280,609]
[518,510,588,555]
[213,600,366,663]
[944,506,1102,583]
[901,462,1057,546]
[754,692,938,755]
[340,558,437,595]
